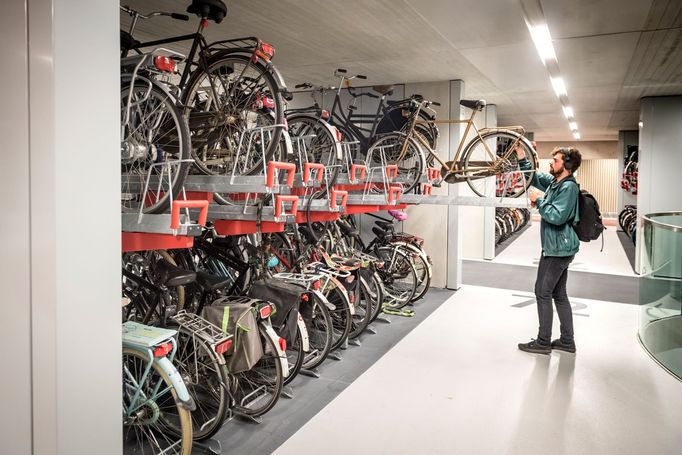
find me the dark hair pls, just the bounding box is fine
[553,147,582,173]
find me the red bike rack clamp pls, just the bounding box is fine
[388,185,402,203]
[422,183,433,196]
[170,200,209,231]
[275,195,299,219]
[267,161,297,188]
[330,189,348,209]
[386,165,398,179]
[427,167,441,181]
[303,162,325,184]
[350,164,367,182]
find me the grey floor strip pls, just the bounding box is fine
[206,287,456,455]
[463,260,640,305]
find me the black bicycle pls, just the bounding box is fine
[121,1,288,186]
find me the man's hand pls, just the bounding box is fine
[514,144,526,160]
[528,187,543,204]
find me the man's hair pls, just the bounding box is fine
[553,147,582,173]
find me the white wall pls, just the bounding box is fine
[1,1,122,454]
[636,96,682,272]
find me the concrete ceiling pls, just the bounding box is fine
[122,0,682,141]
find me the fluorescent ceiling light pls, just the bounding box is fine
[568,122,578,131]
[562,106,574,119]
[551,77,567,97]
[529,24,556,62]
[573,131,581,140]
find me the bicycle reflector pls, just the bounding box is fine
[153,342,173,358]
[214,338,233,355]
[153,56,176,73]
[259,303,273,319]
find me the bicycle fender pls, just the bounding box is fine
[261,322,290,378]
[155,356,196,411]
[287,113,343,161]
[296,314,311,352]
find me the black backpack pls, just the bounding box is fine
[563,179,605,248]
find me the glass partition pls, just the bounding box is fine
[639,212,682,380]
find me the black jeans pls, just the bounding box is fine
[535,254,575,346]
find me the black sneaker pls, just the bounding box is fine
[518,339,551,354]
[551,339,576,353]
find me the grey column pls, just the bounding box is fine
[447,80,464,289]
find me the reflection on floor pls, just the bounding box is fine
[492,220,636,277]
[276,286,682,455]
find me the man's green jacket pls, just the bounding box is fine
[519,158,580,257]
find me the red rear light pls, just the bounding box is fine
[215,338,233,355]
[153,342,173,358]
[321,110,330,120]
[278,337,287,352]
[260,42,275,60]
[153,56,176,73]
[259,304,272,319]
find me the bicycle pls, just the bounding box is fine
[368,97,537,196]
[122,321,194,455]
[121,2,287,188]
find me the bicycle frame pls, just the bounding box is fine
[398,103,527,175]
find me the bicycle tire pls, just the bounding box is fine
[461,130,536,198]
[230,324,283,417]
[122,348,193,455]
[183,53,284,177]
[121,79,191,214]
[170,326,230,441]
[300,292,334,370]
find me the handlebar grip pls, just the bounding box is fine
[336,68,347,73]
[356,75,367,80]
[432,101,441,106]
[171,13,190,21]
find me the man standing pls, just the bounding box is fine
[516,146,582,354]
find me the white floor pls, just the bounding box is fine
[275,286,682,455]
[493,220,636,276]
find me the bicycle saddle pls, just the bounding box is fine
[156,261,196,287]
[372,85,394,96]
[120,30,141,52]
[196,271,232,292]
[375,220,394,230]
[459,99,486,111]
[187,0,227,23]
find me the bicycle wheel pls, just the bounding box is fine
[287,115,340,183]
[348,276,372,339]
[283,324,305,386]
[366,132,425,194]
[323,280,353,351]
[183,53,284,177]
[230,324,283,417]
[461,130,536,198]
[122,348,193,455]
[375,246,417,309]
[121,80,190,214]
[300,292,333,370]
[171,327,230,441]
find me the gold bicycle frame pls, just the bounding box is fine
[397,104,527,177]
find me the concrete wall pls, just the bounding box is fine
[636,96,682,272]
[535,141,618,159]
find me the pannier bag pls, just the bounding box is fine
[247,279,306,346]
[202,296,263,374]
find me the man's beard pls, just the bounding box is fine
[549,165,564,177]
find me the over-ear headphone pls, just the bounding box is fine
[560,147,574,171]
